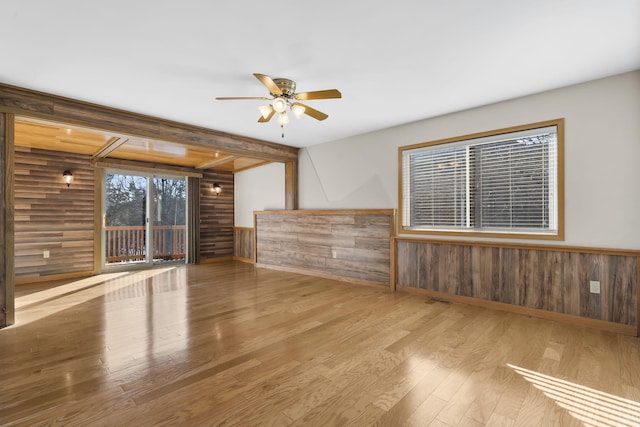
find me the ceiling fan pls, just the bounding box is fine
[216,73,341,136]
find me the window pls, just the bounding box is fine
[400,119,564,239]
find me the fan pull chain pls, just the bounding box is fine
[281,124,285,138]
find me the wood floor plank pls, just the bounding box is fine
[1,261,639,426]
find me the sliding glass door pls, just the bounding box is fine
[103,172,187,268]
[152,177,186,263]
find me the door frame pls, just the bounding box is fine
[99,167,188,272]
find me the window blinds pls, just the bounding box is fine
[402,125,558,233]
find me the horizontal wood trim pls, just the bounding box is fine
[200,255,234,264]
[395,236,640,257]
[256,209,395,216]
[15,271,93,285]
[397,285,637,336]
[399,228,564,241]
[233,256,255,264]
[400,118,565,151]
[0,83,298,162]
[256,263,390,289]
[93,158,203,178]
[233,226,254,231]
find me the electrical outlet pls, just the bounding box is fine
[331,250,337,259]
[589,280,600,294]
[43,250,50,259]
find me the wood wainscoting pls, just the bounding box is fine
[233,227,254,263]
[395,238,640,336]
[14,147,95,282]
[255,209,396,287]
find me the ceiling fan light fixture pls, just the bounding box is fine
[291,103,305,119]
[278,111,290,126]
[259,104,273,119]
[217,73,340,136]
[272,97,287,113]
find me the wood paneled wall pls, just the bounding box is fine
[255,210,395,287]
[200,170,234,260]
[396,239,639,334]
[234,227,254,262]
[14,147,95,280]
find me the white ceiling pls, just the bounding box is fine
[1,1,639,148]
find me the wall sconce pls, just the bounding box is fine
[212,183,222,197]
[63,170,73,187]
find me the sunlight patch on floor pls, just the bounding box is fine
[509,363,640,426]
[14,268,177,326]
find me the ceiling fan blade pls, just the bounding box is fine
[298,103,328,121]
[258,109,276,123]
[253,73,283,96]
[215,97,270,100]
[294,89,342,100]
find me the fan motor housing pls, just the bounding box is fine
[273,78,296,97]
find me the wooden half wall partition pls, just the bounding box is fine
[255,209,396,287]
[395,238,640,336]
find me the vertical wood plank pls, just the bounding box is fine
[233,227,254,261]
[584,255,603,320]
[499,247,517,305]
[0,113,15,327]
[546,250,564,313]
[284,159,298,210]
[94,167,104,272]
[523,250,543,310]
[187,176,200,264]
[562,252,586,317]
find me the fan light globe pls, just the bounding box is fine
[259,105,272,119]
[272,97,287,113]
[291,104,305,119]
[278,112,290,126]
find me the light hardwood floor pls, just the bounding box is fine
[1,262,639,426]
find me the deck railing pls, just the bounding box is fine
[105,225,186,263]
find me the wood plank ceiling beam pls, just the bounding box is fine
[0,83,299,163]
[92,157,204,178]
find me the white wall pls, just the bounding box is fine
[298,71,640,250]
[234,162,285,227]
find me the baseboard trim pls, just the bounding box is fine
[255,263,390,290]
[200,256,234,264]
[233,256,254,264]
[15,271,94,285]
[397,285,638,337]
